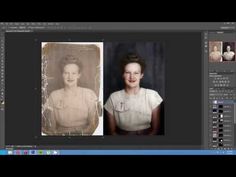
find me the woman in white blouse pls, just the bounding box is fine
[42,55,98,136]
[222,45,235,61]
[104,53,163,135]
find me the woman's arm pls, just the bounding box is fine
[76,101,99,135]
[107,111,117,135]
[42,97,57,135]
[81,112,99,135]
[79,93,99,135]
[148,105,161,135]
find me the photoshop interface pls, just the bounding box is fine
[0,22,235,155]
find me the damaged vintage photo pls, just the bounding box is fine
[41,42,103,136]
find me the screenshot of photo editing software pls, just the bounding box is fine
[0,22,235,155]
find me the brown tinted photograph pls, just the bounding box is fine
[41,42,103,136]
[209,41,222,62]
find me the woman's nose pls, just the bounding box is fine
[130,73,135,79]
[68,73,73,79]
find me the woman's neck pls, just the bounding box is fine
[64,85,77,93]
[125,86,141,95]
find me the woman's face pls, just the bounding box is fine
[62,64,80,87]
[213,46,218,51]
[227,45,231,52]
[123,63,143,89]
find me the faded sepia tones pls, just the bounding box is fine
[41,42,102,136]
[209,41,222,62]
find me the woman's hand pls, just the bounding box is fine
[149,105,161,135]
[107,111,117,135]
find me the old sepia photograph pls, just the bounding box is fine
[209,41,222,62]
[41,42,103,136]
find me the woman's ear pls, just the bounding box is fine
[140,73,144,79]
[122,73,125,79]
[77,73,81,79]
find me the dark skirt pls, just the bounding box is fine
[116,127,152,135]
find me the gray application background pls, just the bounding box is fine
[4,32,202,149]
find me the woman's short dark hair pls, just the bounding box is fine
[120,53,146,73]
[60,55,82,73]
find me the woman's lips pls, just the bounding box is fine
[128,80,136,83]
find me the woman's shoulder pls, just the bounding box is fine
[143,88,163,105]
[110,90,124,98]
[143,88,159,95]
[50,89,64,98]
[223,51,228,55]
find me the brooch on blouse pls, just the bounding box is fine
[116,101,129,112]
[120,102,124,110]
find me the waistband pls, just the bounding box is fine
[116,127,152,135]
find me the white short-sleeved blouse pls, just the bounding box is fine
[46,87,97,128]
[104,88,163,131]
[223,51,235,61]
